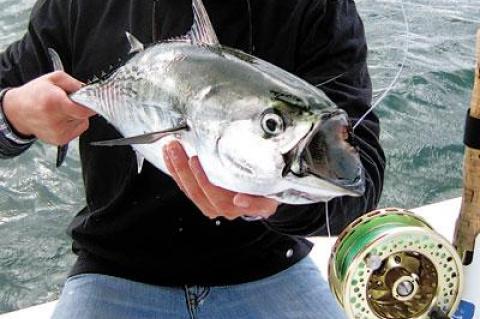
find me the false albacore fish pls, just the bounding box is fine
[50,0,365,205]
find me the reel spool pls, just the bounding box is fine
[329,208,463,319]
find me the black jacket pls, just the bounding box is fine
[0,0,385,285]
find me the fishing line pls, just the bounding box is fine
[353,0,410,131]
[324,200,332,238]
[315,72,347,88]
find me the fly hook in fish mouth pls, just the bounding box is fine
[282,110,355,177]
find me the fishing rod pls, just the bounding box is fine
[451,29,480,319]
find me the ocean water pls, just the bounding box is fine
[0,0,479,314]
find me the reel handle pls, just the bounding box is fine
[453,29,480,265]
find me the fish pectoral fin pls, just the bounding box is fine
[91,124,188,146]
[91,133,168,146]
[125,32,145,54]
[186,0,219,46]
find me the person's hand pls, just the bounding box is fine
[2,71,96,145]
[163,141,279,220]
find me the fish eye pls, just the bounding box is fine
[261,110,284,136]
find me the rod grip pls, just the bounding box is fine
[453,29,480,264]
[470,30,480,118]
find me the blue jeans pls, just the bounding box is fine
[51,257,346,319]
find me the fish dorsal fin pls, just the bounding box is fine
[165,35,191,43]
[126,32,144,54]
[187,0,219,46]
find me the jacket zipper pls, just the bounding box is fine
[152,0,159,42]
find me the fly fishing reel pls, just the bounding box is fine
[329,208,463,319]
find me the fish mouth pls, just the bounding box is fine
[282,109,365,197]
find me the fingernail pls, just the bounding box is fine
[167,143,179,161]
[163,147,170,161]
[189,157,200,172]
[234,195,251,208]
[260,210,273,219]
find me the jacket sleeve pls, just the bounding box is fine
[0,0,73,157]
[263,0,386,236]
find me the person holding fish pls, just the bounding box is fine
[0,0,385,318]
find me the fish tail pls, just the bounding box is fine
[48,48,69,167]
